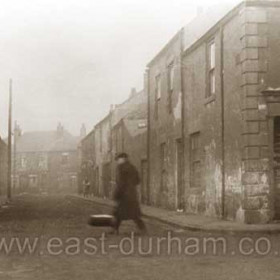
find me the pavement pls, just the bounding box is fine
[70,194,280,234]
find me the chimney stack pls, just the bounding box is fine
[130,87,137,98]
[14,122,22,139]
[80,123,86,138]
[57,122,64,138]
[196,6,203,16]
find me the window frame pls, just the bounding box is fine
[155,74,161,101]
[206,39,216,99]
[167,61,175,113]
[154,74,161,119]
[61,152,69,165]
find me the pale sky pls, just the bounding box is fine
[0,0,240,137]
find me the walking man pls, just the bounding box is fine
[112,153,147,235]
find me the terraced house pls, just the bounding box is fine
[80,0,280,224]
[80,88,147,199]
[14,123,80,194]
[147,0,280,223]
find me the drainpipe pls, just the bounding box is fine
[109,107,113,198]
[180,28,186,210]
[146,68,151,205]
[220,26,226,219]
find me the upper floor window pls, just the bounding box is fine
[38,154,46,169]
[167,62,175,113]
[155,74,161,119]
[21,156,27,169]
[99,128,102,153]
[155,74,161,101]
[207,41,216,98]
[61,153,69,165]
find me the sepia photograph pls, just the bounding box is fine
[0,0,280,279]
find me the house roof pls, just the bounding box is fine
[123,119,147,138]
[182,3,238,52]
[16,130,79,153]
[81,89,147,143]
[147,2,240,67]
[112,90,147,126]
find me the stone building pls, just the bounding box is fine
[110,89,148,200]
[79,0,280,224]
[147,29,184,209]
[78,129,95,195]
[80,88,147,198]
[111,116,147,202]
[94,114,112,198]
[147,0,280,223]
[15,124,79,194]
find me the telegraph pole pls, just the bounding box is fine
[7,79,12,200]
[13,121,17,192]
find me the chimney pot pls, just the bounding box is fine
[130,88,137,98]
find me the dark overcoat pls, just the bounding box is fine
[113,161,141,220]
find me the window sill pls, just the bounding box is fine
[204,94,216,105]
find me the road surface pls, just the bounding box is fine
[0,194,279,280]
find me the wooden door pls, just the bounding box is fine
[274,117,280,218]
[176,139,183,210]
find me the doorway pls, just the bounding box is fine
[141,160,148,204]
[274,117,280,218]
[176,139,184,210]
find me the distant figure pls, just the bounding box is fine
[83,178,91,198]
[111,153,147,235]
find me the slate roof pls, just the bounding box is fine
[182,3,237,51]
[147,2,238,66]
[123,119,147,138]
[16,130,79,153]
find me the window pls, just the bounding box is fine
[160,143,168,192]
[61,153,69,165]
[167,62,175,113]
[155,74,161,119]
[38,154,46,169]
[207,41,216,98]
[190,133,201,188]
[117,127,123,153]
[99,128,102,153]
[155,74,161,100]
[21,156,27,169]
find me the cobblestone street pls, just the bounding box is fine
[0,195,279,279]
